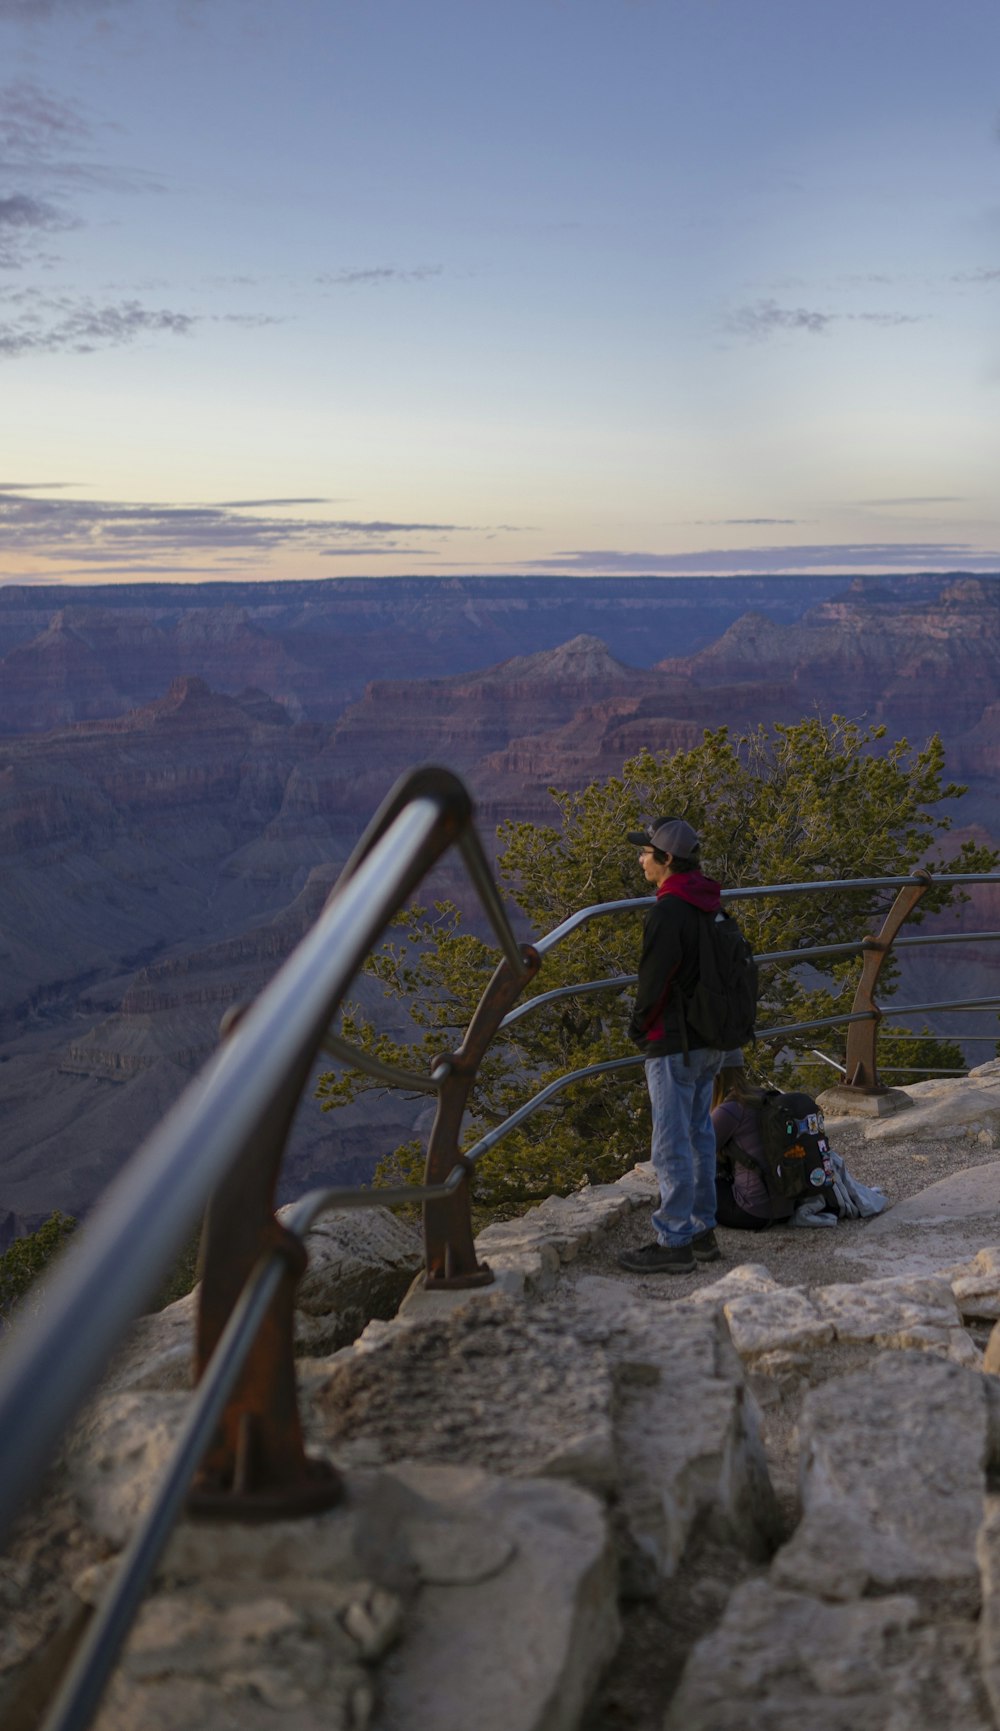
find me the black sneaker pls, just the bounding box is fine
[618,1241,696,1275]
[691,1228,722,1263]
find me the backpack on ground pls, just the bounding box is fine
[682,908,758,1051]
[752,1089,836,1203]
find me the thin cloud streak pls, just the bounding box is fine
[0,488,472,563]
[0,292,283,357]
[0,1,124,20]
[725,299,924,342]
[529,544,1000,575]
[214,497,333,509]
[315,266,442,288]
[859,496,967,507]
[0,297,196,356]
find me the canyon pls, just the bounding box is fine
[0,574,997,1233]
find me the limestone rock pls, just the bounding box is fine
[861,1062,1000,1144]
[313,1293,618,1490]
[676,1262,781,1310]
[666,1579,992,1731]
[92,1578,388,1731]
[376,1463,619,1731]
[476,1175,653,1266]
[810,1274,981,1365]
[568,1276,780,1588]
[0,1491,104,1731]
[722,1287,835,1360]
[468,1169,657,1295]
[863,1163,1000,1238]
[104,1205,424,1396]
[719,1273,979,1378]
[102,1291,198,1394]
[984,1322,1000,1377]
[277,1204,423,1356]
[772,1351,989,1609]
[946,1247,1000,1322]
[976,1494,1000,1726]
[89,1463,618,1731]
[65,1391,189,1548]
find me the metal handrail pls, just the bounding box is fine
[534,875,1000,956]
[0,769,523,1548]
[465,996,1000,1164]
[501,926,1000,1030]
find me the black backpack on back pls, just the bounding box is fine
[754,1089,836,1201]
[683,908,758,1051]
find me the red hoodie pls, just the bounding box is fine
[657,870,722,915]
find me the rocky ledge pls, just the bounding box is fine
[5,1063,1000,1730]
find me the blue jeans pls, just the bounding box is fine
[645,1047,722,1247]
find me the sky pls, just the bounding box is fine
[1,0,999,585]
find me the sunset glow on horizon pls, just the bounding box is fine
[2,0,999,586]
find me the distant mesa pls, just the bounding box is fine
[76,678,294,735]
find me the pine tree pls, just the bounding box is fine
[318,719,997,1219]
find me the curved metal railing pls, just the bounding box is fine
[0,764,997,1731]
[0,767,540,1731]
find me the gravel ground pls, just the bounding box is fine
[567,1116,1000,1295]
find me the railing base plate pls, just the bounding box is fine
[815,1083,915,1119]
[423,1260,495,1291]
[187,1457,344,1523]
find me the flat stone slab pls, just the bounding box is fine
[666,1579,993,1731]
[567,1276,779,1585]
[375,1465,619,1731]
[82,1464,619,1731]
[314,1293,618,1490]
[817,1084,914,1118]
[863,1162,1000,1232]
[862,1062,1000,1145]
[722,1287,836,1360]
[810,1275,981,1365]
[772,1351,989,1608]
[943,1247,1000,1322]
[442,1167,661,1298]
[676,1264,781,1309]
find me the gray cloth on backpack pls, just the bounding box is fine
[790,1195,838,1228]
[790,1150,888,1226]
[828,1149,887,1218]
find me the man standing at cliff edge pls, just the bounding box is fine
[619,818,724,1275]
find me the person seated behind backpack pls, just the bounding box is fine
[711,1057,795,1231]
[713,1055,887,1229]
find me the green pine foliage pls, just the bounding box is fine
[0,1212,77,1326]
[317,718,998,1220]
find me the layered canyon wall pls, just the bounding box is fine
[0,575,997,1229]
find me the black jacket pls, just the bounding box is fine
[628,873,723,1057]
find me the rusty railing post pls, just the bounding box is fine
[842,869,933,1093]
[422,944,540,1287]
[188,1058,343,1520]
